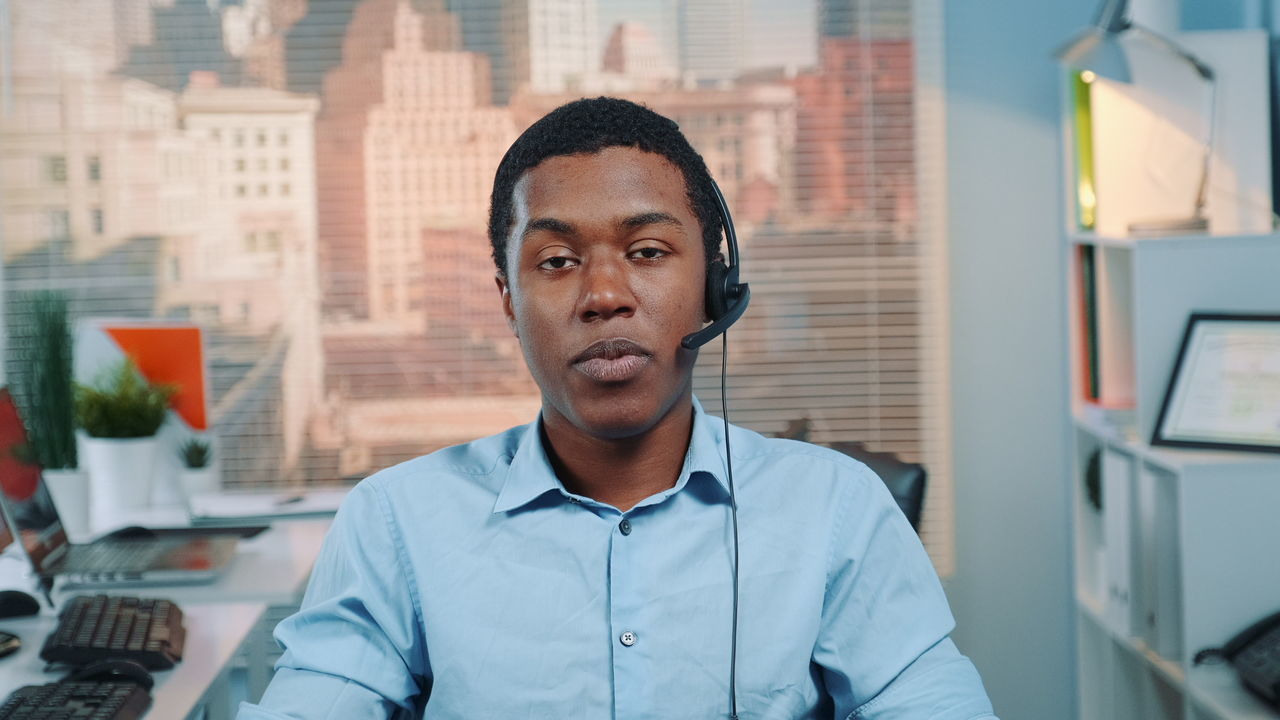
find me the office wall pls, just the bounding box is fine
[941,2,1091,718]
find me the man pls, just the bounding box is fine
[239,98,996,719]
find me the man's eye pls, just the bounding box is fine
[632,247,667,260]
[538,256,577,270]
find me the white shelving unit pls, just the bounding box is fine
[1064,233,1280,720]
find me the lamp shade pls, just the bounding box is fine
[1054,27,1133,83]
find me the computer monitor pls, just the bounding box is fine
[0,388,70,577]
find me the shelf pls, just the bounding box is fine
[1069,231,1280,248]
[1072,412,1280,473]
[1077,592,1186,689]
[1188,664,1279,720]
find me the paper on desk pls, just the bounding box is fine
[187,489,350,519]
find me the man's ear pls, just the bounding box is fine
[495,271,517,338]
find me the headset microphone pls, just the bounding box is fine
[681,179,748,720]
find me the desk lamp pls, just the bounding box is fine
[1055,0,1217,235]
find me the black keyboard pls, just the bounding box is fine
[41,595,185,670]
[0,681,150,720]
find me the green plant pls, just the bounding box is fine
[178,438,212,469]
[74,358,177,439]
[11,291,77,469]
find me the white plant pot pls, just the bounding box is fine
[178,466,220,498]
[41,468,91,542]
[82,435,159,532]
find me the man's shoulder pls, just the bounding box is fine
[732,427,879,487]
[358,423,528,498]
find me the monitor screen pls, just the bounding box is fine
[0,388,68,574]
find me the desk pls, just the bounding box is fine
[53,519,332,709]
[0,602,266,720]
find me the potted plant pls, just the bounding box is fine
[177,436,219,497]
[9,292,90,537]
[75,358,176,529]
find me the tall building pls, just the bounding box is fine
[316,0,514,327]
[791,36,914,229]
[452,0,598,103]
[820,0,912,40]
[601,22,677,86]
[0,0,122,81]
[676,0,746,85]
[170,77,324,470]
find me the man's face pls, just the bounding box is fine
[497,146,707,440]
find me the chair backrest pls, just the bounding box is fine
[825,441,927,533]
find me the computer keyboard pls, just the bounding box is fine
[41,595,185,670]
[0,681,151,720]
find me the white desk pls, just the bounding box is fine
[0,602,266,720]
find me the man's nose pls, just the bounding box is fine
[576,257,636,322]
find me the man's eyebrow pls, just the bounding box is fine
[521,217,575,242]
[620,211,683,230]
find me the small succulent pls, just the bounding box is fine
[179,438,212,469]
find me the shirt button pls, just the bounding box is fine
[619,631,637,647]
[619,518,632,536]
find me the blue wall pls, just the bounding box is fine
[942,1,1092,718]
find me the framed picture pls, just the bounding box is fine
[1151,312,1280,453]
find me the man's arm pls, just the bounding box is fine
[814,461,996,720]
[237,480,429,719]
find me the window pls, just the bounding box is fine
[46,209,70,239]
[2,0,952,574]
[87,156,101,182]
[46,156,67,183]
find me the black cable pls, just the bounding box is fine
[722,331,741,720]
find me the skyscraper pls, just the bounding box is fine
[315,0,513,327]
[820,0,912,40]
[676,0,745,85]
[451,0,598,103]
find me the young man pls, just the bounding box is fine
[239,98,996,719]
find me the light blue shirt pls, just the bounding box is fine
[239,398,996,719]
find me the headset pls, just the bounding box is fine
[680,179,749,720]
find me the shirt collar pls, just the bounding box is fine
[492,395,731,514]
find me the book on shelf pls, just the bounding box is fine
[1076,243,1100,401]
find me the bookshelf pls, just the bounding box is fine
[1061,28,1280,720]
[1066,233,1280,720]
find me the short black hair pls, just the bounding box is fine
[487,97,722,276]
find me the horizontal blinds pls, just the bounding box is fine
[0,0,951,573]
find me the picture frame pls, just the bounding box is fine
[1151,312,1280,454]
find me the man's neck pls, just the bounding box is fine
[541,396,695,512]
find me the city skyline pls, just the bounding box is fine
[0,0,943,568]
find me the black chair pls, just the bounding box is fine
[825,442,927,533]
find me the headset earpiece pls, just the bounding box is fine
[705,257,731,321]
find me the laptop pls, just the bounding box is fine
[0,388,237,587]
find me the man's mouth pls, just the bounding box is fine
[572,338,653,383]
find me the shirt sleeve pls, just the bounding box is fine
[237,480,429,720]
[814,462,997,720]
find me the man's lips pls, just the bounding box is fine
[572,338,653,383]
